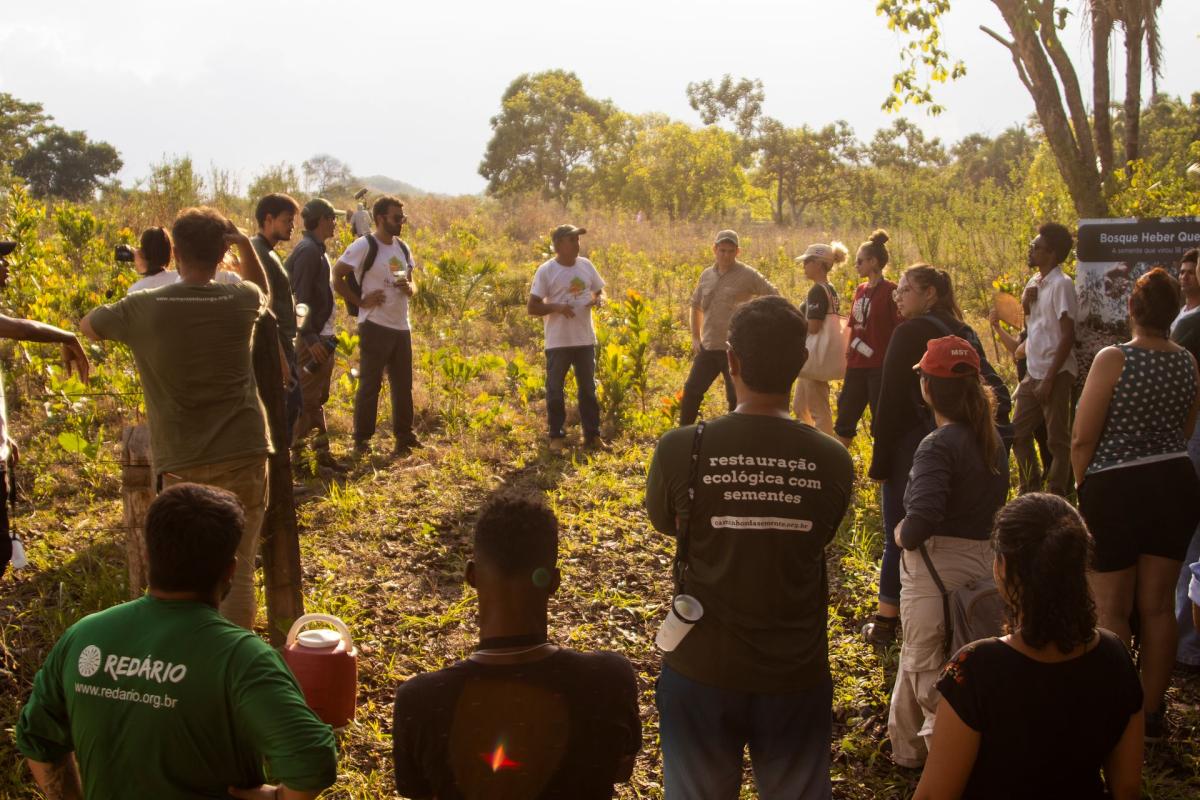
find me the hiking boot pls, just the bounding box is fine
[547,437,567,453]
[316,450,347,472]
[353,439,371,457]
[1144,709,1166,743]
[862,615,900,647]
[394,433,423,454]
[584,435,612,452]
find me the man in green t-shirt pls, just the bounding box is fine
[646,296,853,800]
[81,206,272,629]
[15,483,337,799]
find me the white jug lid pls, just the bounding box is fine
[297,629,341,649]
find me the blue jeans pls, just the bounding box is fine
[880,426,928,607]
[545,345,600,439]
[679,348,736,425]
[656,664,832,800]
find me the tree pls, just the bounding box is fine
[146,155,204,215]
[876,0,1165,218]
[950,125,1036,187]
[755,120,858,224]
[686,76,765,140]
[622,122,746,221]
[866,118,948,171]
[479,70,614,205]
[14,128,122,201]
[248,163,304,200]
[0,93,52,165]
[302,154,353,195]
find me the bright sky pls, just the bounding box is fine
[1,0,1197,196]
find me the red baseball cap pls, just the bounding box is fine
[914,335,980,378]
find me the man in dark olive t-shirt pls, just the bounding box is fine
[15,483,336,800]
[394,491,641,799]
[646,296,853,800]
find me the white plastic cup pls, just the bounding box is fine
[655,594,704,652]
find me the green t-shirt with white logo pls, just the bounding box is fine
[15,596,337,799]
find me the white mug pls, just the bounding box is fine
[655,594,704,652]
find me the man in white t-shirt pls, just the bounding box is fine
[1012,222,1078,496]
[527,225,606,453]
[332,195,420,455]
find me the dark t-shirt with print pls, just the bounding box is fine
[646,413,854,693]
[936,632,1142,800]
[805,282,839,322]
[393,648,640,800]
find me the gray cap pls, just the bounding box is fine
[714,230,739,246]
[301,197,338,222]
[551,224,587,242]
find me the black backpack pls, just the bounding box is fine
[922,313,1014,445]
[343,235,412,316]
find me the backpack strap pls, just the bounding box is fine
[359,234,380,281]
[672,421,706,596]
[917,542,954,660]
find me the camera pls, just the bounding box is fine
[115,244,136,263]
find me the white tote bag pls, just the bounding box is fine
[799,284,849,382]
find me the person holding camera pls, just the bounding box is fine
[834,230,901,448]
[286,199,342,469]
[81,207,272,629]
[0,240,90,578]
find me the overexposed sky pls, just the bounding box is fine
[1,0,1197,195]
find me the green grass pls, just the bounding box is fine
[3,366,1199,800]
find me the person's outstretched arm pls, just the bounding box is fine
[0,315,89,382]
[27,754,83,800]
[225,230,269,298]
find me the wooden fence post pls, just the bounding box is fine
[253,315,305,647]
[120,424,154,598]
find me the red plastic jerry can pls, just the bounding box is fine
[282,613,358,729]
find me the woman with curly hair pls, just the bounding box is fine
[914,493,1143,800]
[1073,267,1200,741]
[792,241,846,435]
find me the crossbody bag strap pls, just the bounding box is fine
[917,541,953,659]
[672,421,706,596]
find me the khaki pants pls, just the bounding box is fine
[793,377,834,436]
[1011,371,1074,496]
[888,537,994,767]
[162,455,268,629]
[294,339,336,450]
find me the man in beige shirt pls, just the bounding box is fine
[680,230,778,425]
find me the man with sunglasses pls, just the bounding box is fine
[332,195,420,456]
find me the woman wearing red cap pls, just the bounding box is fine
[886,336,1009,769]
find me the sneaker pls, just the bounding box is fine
[583,435,612,452]
[1144,709,1166,743]
[548,437,567,453]
[862,615,900,647]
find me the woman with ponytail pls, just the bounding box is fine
[914,494,1143,800]
[1072,267,1200,741]
[127,227,175,293]
[792,241,847,435]
[885,336,1009,769]
[835,230,902,447]
[864,265,969,645]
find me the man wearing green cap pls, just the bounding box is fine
[680,230,778,425]
[527,225,606,452]
[286,199,342,469]
[252,193,301,445]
